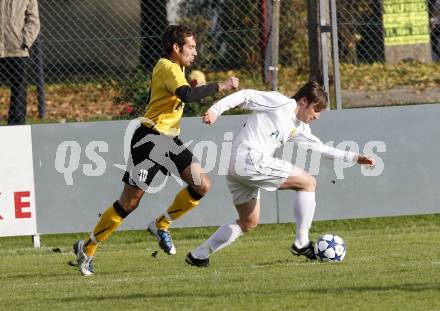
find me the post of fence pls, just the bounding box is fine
[32,234,41,248]
[33,36,46,119]
[308,0,321,81]
[330,0,342,110]
[270,0,280,91]
[319,0,330,109]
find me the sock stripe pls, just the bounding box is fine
[94,227,110,238]
[89,233,98,244]
[113,200,129,218]
[163,211,172,221]
[156,187,201,230]
[187,186,203,201]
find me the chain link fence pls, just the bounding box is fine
[336,0,440,108]
[0,0,439,125]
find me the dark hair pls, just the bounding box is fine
[292,81,328,111]
[161,25,195,56]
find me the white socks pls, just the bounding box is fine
[293,191,316,248]
[192,221,243,259]
[190,192,315,258]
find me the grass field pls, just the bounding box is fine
[1,214,440,311]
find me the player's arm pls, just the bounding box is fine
[23,0,40,49]
[175,83,219,102]
[292,131,375,166]
[203,89,289,125]
[174,77,239,102]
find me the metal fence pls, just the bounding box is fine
[0,0,439,125]
[335,0,440,108]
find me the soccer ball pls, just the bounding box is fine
[314,234,346,262]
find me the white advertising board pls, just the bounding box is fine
[0,126,37,237]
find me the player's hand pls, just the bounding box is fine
[357,154,375,168]
[218,77,239,91]
[202,110,218,125]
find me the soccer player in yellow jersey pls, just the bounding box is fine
[73,25,239,276]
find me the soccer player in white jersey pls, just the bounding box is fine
[185,81,375,267]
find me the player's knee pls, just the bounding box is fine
[187,176,210,201]
[119,198,139,212]
[197,175,211,195]
[203,176,212,193]
[239,219,258,233]
[304,175,317,192]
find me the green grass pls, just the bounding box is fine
[1,214,440,311]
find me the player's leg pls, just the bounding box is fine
[73,184,144,276]
[73,125,153,275]
[186,198,259,267]
[151,136,210,254]
[149,162,209,255]
[84,184,145,256]
[154,162,210,232]
[279,168,317,259]
[81,124,155,257]
[234,152,316,258]
[7,57,28,125]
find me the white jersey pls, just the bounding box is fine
[209,89,357,163]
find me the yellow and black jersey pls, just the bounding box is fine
[143,58,189,136]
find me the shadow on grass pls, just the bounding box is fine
[250,258,314,267]
[290,282,440,294]
[58,293,149,302]
[55,282,440,304]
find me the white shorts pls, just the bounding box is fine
[226,148,300,205]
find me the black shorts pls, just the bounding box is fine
[122,125,195,189]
